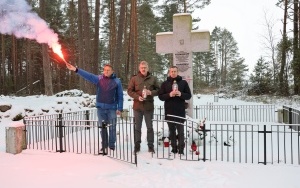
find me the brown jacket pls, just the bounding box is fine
[127,72,160,111]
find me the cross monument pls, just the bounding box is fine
[156,13,210,118]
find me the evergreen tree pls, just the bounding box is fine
[227,58,248,90]
[248,57,274,95]
[138,2,165,81]
[211,27,240,88]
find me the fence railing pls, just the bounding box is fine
[23,105,300,166]
[128,104,276,122]
[282,105,300,131]
[24,110,137,165]
[203,123,300,165]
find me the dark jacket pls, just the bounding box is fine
[158,75,191,122]
[127,72,160,111]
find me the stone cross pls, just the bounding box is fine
[156,13,210,118]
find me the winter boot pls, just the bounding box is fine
[171,147,178,154]
[134,144,140,154]
[148,146,155,153]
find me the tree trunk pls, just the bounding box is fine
[114,0,126,76]
[26,39,33,95]
[293,0,300,94]
[279,0,289,96]
[82,0,93,93]
[93,0,101,73]
[40,0,53,96]
[109,0,116,68]
[68,0,78,90]
[78,0,84,89]
[0,35,4,94]
[12,36,17,93]
[42,44,53,95]
[129,0,138,75]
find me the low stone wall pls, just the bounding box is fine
[6,122,26,154]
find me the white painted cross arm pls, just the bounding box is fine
[156,30,210,54]
[156,13,210,54]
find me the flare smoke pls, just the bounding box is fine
[0,0,61,51]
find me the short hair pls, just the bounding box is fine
[139,61,148,67]
[104,64,113,70]
[169,66,178,70]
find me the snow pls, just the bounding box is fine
[1,91,300,188]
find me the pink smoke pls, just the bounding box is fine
[0,0,62,56]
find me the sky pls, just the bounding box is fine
[196,0,283,72]
[1,92,300,188]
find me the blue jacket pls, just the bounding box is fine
[77,68,123,111]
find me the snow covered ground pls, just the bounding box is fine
[1,92,300,188]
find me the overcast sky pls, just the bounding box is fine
[195,0,283,73]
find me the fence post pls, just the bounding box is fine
[100,121,107,155]
[159,106,162,120]
[195,106,198,119]
[258,125,272,165]
[233,106,239,122]
[57,113,65,153]
[85,110,90,129]
[202,123,210,162]
[288,108,292,124]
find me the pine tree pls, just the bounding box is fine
[248,57,274,95]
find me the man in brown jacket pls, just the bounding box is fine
[127,61,160,154]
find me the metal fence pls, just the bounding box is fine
[24,109,137,165]
[23,105,300,166]
[202,123,300,165]
[128,104,276,122]
[282,105,300,131]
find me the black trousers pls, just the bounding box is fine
[167,122,185,151]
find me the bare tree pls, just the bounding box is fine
[260,10,279,85]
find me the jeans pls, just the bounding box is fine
[168,122,185,151]
[133,109,154,147]
[97,108,117,149]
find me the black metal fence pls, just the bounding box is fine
[24,109,137,165]
[23,105,300,166]
[282,105,300,131]
[202,123,300,165]
[152,115,300,165]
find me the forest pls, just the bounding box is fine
[0,0,298,97]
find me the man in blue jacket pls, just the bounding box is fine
[66,63,123,154]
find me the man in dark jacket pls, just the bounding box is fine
[127,61,160,154]
[158,66,191,155]
[66,63,123,154]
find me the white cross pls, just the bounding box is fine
[156,13,210,118]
